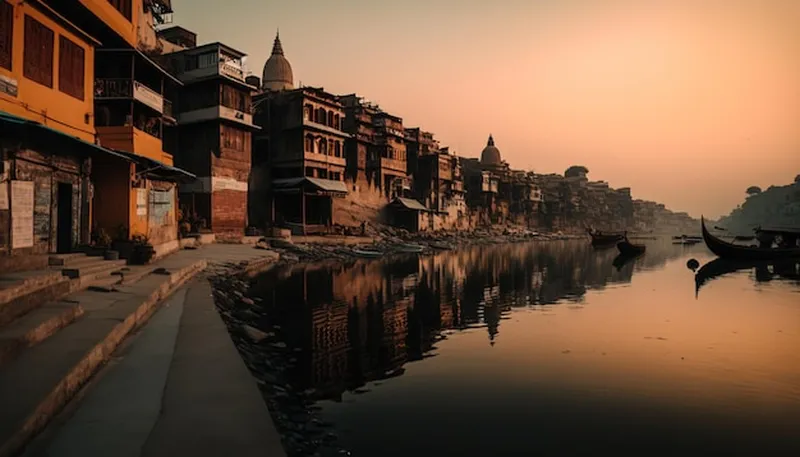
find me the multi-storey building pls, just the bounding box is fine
[340,95,409,199]
[0,0,124,271]
[160,39,260,236]
[252,36,349,234]
[47,0,192,259]
[404,127,439,177]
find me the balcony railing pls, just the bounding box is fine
[95,78,132,98]
[95,78,164,114]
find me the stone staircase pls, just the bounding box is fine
[0,254,136,369]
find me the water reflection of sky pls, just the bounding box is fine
[251,241,800,457]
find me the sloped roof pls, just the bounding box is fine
[272,177,348,194]
[392,197,430,212]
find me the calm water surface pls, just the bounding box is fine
[251,241,800,457]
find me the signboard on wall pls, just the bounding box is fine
[136,188,148,216]
[11,181,34,249]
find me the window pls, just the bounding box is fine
[107,0,132,21]
[58,36,85,100]
[0,1,12,70]
[304,134,314,153]
[220,84,247,112]
[198,52,218,69]
[334,141,340,158]
[327,111,334,127]
[303,104,312,121]
[23,16,54,88]
[221,125,246,151]
[318,138,328,155]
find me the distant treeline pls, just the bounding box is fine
[717,175,800,233]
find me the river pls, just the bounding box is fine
[248,240,800,457]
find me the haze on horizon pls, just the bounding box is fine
[171,0,800,219]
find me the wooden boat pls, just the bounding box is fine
[587,228,626,247]
[616,238,646,256]
[396,243,424,254]
[701,217,800,261]
[352,248,383,258]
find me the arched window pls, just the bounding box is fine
[327,111,334,127]
[305,134,314,152]
[319,137,328,155]
[334,114,340,130]
[303,104,312,121]
[334,141,341,157]
[317,108,327,124]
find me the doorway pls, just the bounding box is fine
[57,182,74,253]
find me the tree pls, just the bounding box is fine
[795,174,800,184]
[565,165,589,178]
[746,186,762,196]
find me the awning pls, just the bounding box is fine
[111,149,196,182]
[273,177,348,195]
[0,110,132,162]
[391,197,430,212]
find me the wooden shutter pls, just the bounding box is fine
[108,0,132,21]
[0,1,12,70]
[58,36,85,100]
[23,15,54,88]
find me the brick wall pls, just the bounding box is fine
[211,189,247,233]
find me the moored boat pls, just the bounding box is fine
[701,217,800,261]
[617,238,646,256]
[396,243,424,253]
[352,248,383,258]
[587,228,626,247]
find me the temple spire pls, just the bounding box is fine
[487,134,495,147]
[272,30,284,56]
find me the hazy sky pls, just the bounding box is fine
[170,0,800,218]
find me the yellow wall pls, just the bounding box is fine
[0,0,96,142]
[79,0,138,48]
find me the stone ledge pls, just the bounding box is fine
[0,260,207,457]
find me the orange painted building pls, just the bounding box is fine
[0,0,139,272]
[46,0,193,260]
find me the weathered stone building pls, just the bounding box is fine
[161,39,260,236]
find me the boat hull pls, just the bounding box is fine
[701,217,800,261]
[617,240,646,256]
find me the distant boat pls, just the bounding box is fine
[587,228,626,247]
[617,238,646,256]
[701,217,800,261]
[396,243,424,254]
[352,248,383,258]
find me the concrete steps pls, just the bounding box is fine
[0,260,207,457]
[0,301,84,368]
[57,258,127,280]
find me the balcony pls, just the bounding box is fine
[303,151,346,168]
[178,62,247,85]
[302,118,349,138]
[177,105,257,128]
[95,78,164,114]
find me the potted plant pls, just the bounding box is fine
[130,234,155,265]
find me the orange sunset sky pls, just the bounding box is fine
[171,0,800,219]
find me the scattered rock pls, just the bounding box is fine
[243,325,269,343]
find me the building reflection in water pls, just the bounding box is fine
[249,240,686,401]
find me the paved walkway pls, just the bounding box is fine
[19,246,286,457]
